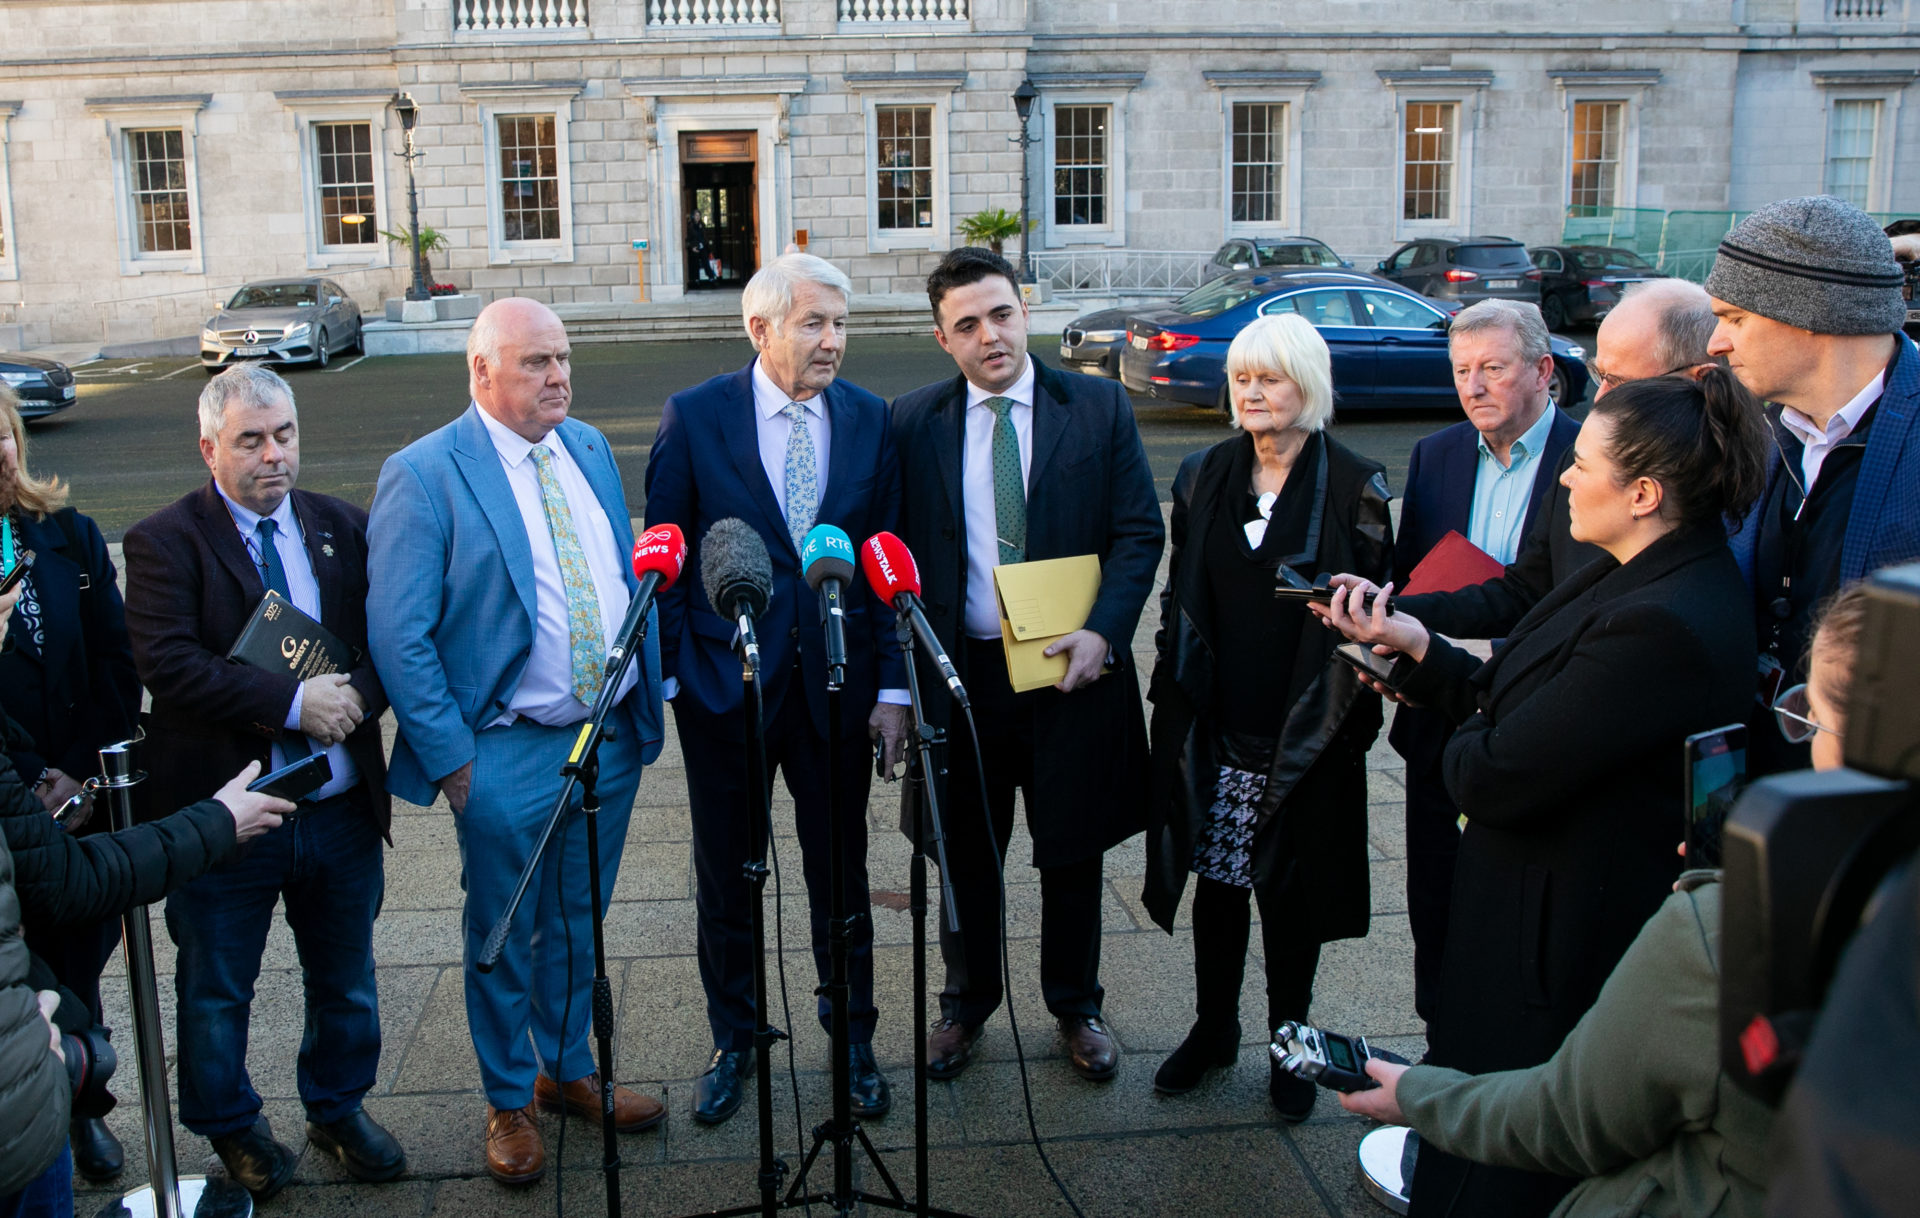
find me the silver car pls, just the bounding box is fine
[201,278,363,375]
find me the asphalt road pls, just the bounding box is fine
[30,335,1533,541]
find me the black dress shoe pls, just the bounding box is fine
[847,1043,892,1119]
[926,1017,984,1081]
[307,1108,407,1183]
[693,1047,753,1125]
[1270,1057,1318,1123]
[1152,1019,1241,1095]
[210,1118,300,1201]
[71,1115,125,1180]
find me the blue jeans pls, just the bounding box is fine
[0,1145,72,1218]
[165,790,384,1137]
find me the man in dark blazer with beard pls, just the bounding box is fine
[890,247,1163,1082]
[123,364,401,1200]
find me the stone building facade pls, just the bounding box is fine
[0,0,1914,347]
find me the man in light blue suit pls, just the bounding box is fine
[366,298,666,1186]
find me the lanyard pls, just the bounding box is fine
[1,514,11,577]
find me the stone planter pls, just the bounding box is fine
[384,294,482,323]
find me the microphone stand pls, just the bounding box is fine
[96,734,253,1218]
[479,601,658,1218]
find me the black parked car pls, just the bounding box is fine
[0,353,78,422]
[1528,245,1667,330]
[1205,236,1350,278]
[1376,236,1542,307]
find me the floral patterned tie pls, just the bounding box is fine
[986,396,1026,565]
[783,401,818,553]
[529,446,603,705]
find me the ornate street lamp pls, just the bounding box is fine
[1012,78,1039,285]
[388,92,433,303]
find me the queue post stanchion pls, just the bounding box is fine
[96,735,253,1218]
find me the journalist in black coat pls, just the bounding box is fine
[890,249,1163,1080]
[1321,371,1767,1218]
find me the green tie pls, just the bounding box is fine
[987,396,1026,566]
[529,446,604,706]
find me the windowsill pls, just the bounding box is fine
[122,256,202,276]
[309,249,390,269]
[868,229,948,254]
[490,244,573,265]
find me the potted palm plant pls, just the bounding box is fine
[379,224,451,287]
[958,208,1023,255]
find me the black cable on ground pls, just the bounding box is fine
[756,671,813,1214]
[958,703,1086,1218]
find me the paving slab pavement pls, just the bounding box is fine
[73,536,1423,1218]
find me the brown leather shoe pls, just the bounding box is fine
[484,1104,545,1185]
[927,1017,984,1080]
[534,1071,667,1133]
[1061,1016,1119,1082]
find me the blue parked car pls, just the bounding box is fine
[1117,269,1589,414]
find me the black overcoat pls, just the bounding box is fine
[1399,525,1756,1080]
[1143,431,1393,938]
[889,357,1165,868]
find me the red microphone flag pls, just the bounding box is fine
[859,531,922,605]
[632,523,688,591]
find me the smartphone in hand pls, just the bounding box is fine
[247,752,333,808]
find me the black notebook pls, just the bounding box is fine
[226,591,356,680]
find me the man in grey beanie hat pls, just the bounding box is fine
[1706,195,1920,775]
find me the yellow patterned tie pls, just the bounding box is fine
[529,446,603,705]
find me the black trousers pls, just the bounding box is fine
[937,639,1104,1027]
[680,682,877,1051]
[1191,875,1320,1033]
[1404,741,1461,1025]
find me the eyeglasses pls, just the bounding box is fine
[1593,362,1698,394]
[1772,683,1842,744]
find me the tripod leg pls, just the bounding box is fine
[580,756,623,1218]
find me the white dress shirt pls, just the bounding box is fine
[477,405,636,727]
[1781,370,1884,493]
[216,486,359,800]
[962,356,1036,640]
[752,358,829,522]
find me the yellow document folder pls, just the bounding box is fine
[993,554,1103,694]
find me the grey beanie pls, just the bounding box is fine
[1705,195,1906,335]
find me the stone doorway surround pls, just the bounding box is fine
[623,75,807,302]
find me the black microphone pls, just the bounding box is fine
[700,517,773,673]
[860,531,969,710]
[801,524,856,689]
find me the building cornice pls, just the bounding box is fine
[457,80,586,101]
[842,71,967,92]
[1809,67,1920,87]
[1026,71,1146,91]
[1376,70,1494,87]
[1202,70,1322,89]
[620,74,810,98]
[1547,69,1664,85]
[84,93,212,114]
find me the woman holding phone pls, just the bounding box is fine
[1320,369,1764,1217]
[1143,313,1393,1119]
